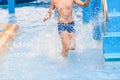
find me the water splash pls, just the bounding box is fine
[0,3,120,80]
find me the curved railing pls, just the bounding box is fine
[102,0,108,36]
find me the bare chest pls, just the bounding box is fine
[54,0,73,10]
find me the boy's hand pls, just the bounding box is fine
[43,13,50,22]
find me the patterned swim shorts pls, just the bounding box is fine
[57,21,76,33]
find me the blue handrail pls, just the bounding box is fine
[8,0,15,14]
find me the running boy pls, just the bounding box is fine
[43,0,89,57]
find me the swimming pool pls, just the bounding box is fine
[0,1,120,80]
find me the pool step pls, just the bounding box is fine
[104,53,120,61]
[101,14,120,34]
[106,15,120,32]
[107,0,120,12]
[0,24,18,53]
[103,32,120,61]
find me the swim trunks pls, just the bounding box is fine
[57,21,76,33]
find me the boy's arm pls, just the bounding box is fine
[43,0,55,22]
[73,0,89,7]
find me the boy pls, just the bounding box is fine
[43,0,89,57]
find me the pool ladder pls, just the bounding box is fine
[102,0,120,62]
[102,0,108,36]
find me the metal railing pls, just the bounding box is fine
[102,0,108,36]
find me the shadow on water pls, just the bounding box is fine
[8,14,17,23]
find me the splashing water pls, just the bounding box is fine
[0,2,120,80]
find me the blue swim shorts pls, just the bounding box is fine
[57,21,76,33]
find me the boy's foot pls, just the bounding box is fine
[58,55,66,60]
[57,55,68,66]
[61,53,68,57]
[69,41,76,50]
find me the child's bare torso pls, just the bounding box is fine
[53,0,74,23]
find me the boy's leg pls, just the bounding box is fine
[69,32,76,50]
[60,31,70,57]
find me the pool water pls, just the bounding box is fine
[0,1,120,80]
